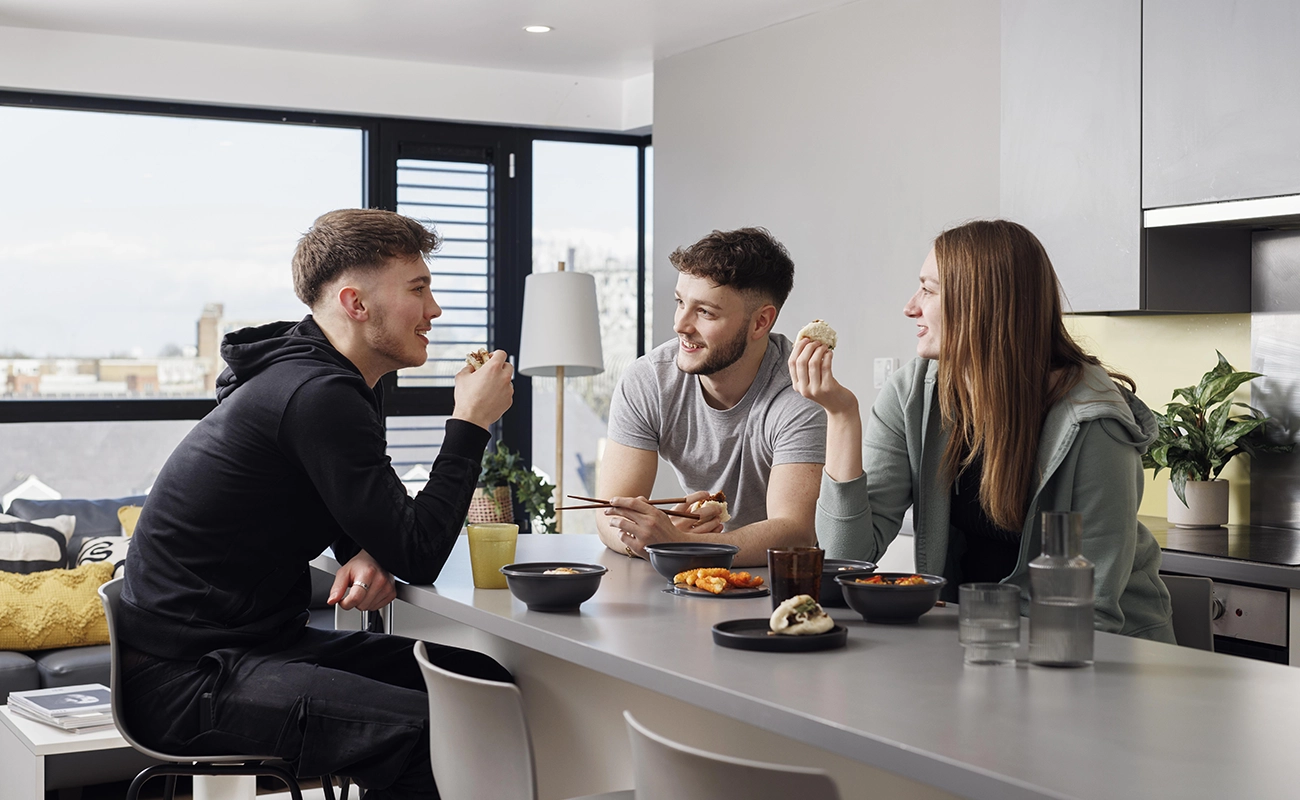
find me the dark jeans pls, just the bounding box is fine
[121,626,512,799]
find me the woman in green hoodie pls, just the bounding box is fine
[789,219,1174,641]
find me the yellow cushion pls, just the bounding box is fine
[0,561,115,651]
[117,505,143,537]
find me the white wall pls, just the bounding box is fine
[652,0,1000,407]
[0,25,650,131]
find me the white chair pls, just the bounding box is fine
[1163,574,1215,652]
[624,711,842,800]
[99,578,351,800]
[413,641,632,800]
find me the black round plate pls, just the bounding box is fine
[712,618,848,652]
[662,584,770,599]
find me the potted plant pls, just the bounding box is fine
[1142,351,1292,527]
[470,443,558,534]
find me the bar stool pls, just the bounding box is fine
[624,710,842,800]
[99,578,348,800]
[413,641,632,800]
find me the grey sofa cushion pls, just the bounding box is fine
[0,650,40,704]
[8,495,148,566]
[32,644,112,689]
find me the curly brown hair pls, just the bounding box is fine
[668,227,795,309]
[292,209,441,307]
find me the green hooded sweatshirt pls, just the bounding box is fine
[816,358,1176,642]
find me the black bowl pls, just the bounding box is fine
[642,542,739,583]
[499,562,607,611]
[819,559,877,607]
[835,571,947,623]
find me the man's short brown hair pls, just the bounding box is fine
[668,227,795,309]
[292,209,441,307]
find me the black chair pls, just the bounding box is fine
[1163,574,1215,652]
[99,578,348,800]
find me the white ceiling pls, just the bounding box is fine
[0,0,856,80]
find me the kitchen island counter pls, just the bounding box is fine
[320,534,1300,800]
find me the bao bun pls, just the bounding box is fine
[796,319,837,350]
[769,594,834,636]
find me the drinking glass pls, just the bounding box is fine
[958,583,1022,665]
[467,523,519,589]
[767,547,824,610]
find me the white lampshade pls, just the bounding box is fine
[517,271,605,377]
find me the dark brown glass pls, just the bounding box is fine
[767,547,825,610]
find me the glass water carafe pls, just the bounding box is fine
[1029,511,1094,667]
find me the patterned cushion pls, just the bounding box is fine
[0,513,75,574]
[7,496,147,568]
[0,562,115,651]
[76,536,131,578]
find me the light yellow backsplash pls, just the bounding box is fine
[1065,314,1253,523]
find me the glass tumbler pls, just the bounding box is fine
[958,583,1022,665]
[767,547,824,610]
[467,523,519,589]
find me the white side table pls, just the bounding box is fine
[0,706,258,800]
[0,706,134,799]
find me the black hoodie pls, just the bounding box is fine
[119,316,489,660]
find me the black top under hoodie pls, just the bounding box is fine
[119,317,490,661]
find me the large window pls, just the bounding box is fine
[531,140,643,532]
[0,93,649,512]
[0,106,363,399]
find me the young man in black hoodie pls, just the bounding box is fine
[118,209,515,798]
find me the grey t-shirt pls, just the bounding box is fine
[607,333,826,530]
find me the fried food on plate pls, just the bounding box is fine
[796,319,837,350]
[672,567,764,594]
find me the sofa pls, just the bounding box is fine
[0,495,338,704]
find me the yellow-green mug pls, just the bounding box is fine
[467,523,519,589]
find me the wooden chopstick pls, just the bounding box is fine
[557,501,701,520]
[567,494,691,507]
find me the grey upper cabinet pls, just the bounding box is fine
[1001,0,1142,312]
[1144,0,1300,208]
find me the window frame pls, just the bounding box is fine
[0,90,651,465]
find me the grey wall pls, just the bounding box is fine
[651,0,1001,406]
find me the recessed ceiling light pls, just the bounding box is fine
[523,25,552,34]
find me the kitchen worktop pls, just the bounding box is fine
[320,533,1300,800]
[1144,515,1300,588]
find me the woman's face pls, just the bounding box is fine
[904,248,942,360]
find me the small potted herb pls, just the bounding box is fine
[1142,351,1292,527]
[471,443,557,534]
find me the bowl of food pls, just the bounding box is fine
[834,571,947,623]
[819,558,877,607]
[499,562,607,611]
[643,542,739,583]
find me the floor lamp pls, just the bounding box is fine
[517,262,604,533]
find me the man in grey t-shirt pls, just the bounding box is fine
[598,227,826,567]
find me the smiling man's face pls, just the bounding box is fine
[671,272,756,376]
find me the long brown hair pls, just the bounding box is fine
[934,220,1132,531]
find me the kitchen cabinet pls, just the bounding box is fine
[1001,0,1142,313]
[1001,0,1252,314]
[1144,0,1300,208]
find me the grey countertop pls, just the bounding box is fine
[1144,515,1300,588]
[321,534,1300,800]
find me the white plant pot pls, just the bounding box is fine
[1166,480,1229,528]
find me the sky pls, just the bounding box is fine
[0,106,647,360]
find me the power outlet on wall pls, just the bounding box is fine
[873,357,898,388]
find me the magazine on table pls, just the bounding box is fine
[7,683,113,732]
[8,702,114,733]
